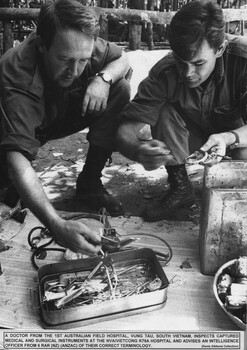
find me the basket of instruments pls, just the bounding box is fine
[213,256,247,330]
[37,248,169,329]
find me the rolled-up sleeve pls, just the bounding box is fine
[90,38,123,73]
[0,87,43,160]
[120,67,169,126]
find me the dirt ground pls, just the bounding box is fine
[32,130,166,217]
[27,50,204,221]
[32,128,204,221]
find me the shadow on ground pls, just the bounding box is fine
[33,131,204,221]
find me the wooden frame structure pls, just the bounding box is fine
[0,6,247,53]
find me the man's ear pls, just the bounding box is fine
[36,35,46,54]
[216,40,227,58]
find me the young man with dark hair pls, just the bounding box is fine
[0,0,130,254]
[117,0,247,222]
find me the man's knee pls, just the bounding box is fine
[87,79,131,150]
[152,105,190,163]
[152,105,187,139]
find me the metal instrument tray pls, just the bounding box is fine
[37,248,169,329]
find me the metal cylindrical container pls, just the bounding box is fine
[199,161,247,276]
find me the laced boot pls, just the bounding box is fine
[142,164,195,222]
[76,144,123,216]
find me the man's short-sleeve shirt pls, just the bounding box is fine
[120,35,247,134]
[0,31,122,161]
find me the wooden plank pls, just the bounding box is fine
[0,7,247,25]
[0,7,173,23]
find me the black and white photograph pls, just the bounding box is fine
[0,1,246,349]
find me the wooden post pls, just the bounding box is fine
[146,21,154,50]
[128,0,145,50]
[129,21,142,50]
[147,0,154,10]
[1,0,13,53]
[172,0,178,11]
[99,0,108,7]
[98,0,109,41]
[3,20,13,52]
[147,0,154,50]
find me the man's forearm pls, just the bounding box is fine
[220,125,247,148]
[101,53,130,83]
[117,122,144,162]
[118,139,141,162]
[7,151,62,231]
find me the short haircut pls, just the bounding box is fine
[37,0,99,50]
[168,0,225,61]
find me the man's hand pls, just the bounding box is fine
[7,152,102,256]
[137,139,176,171]
[52,218,102,255]
[200,133,227,164]
[82,77,110,116]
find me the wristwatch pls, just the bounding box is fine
[95,72,113,85]
[229,131,240,149]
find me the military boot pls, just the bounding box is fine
[76,144,123,216]
[142,164,195,222]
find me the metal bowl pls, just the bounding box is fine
[213,259,246,330]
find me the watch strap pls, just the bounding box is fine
[229,131,240,149]
[96,72,112,85]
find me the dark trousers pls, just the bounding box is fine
[151,105,247,164]
[0,78,131,190]
[43,78,131,151]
